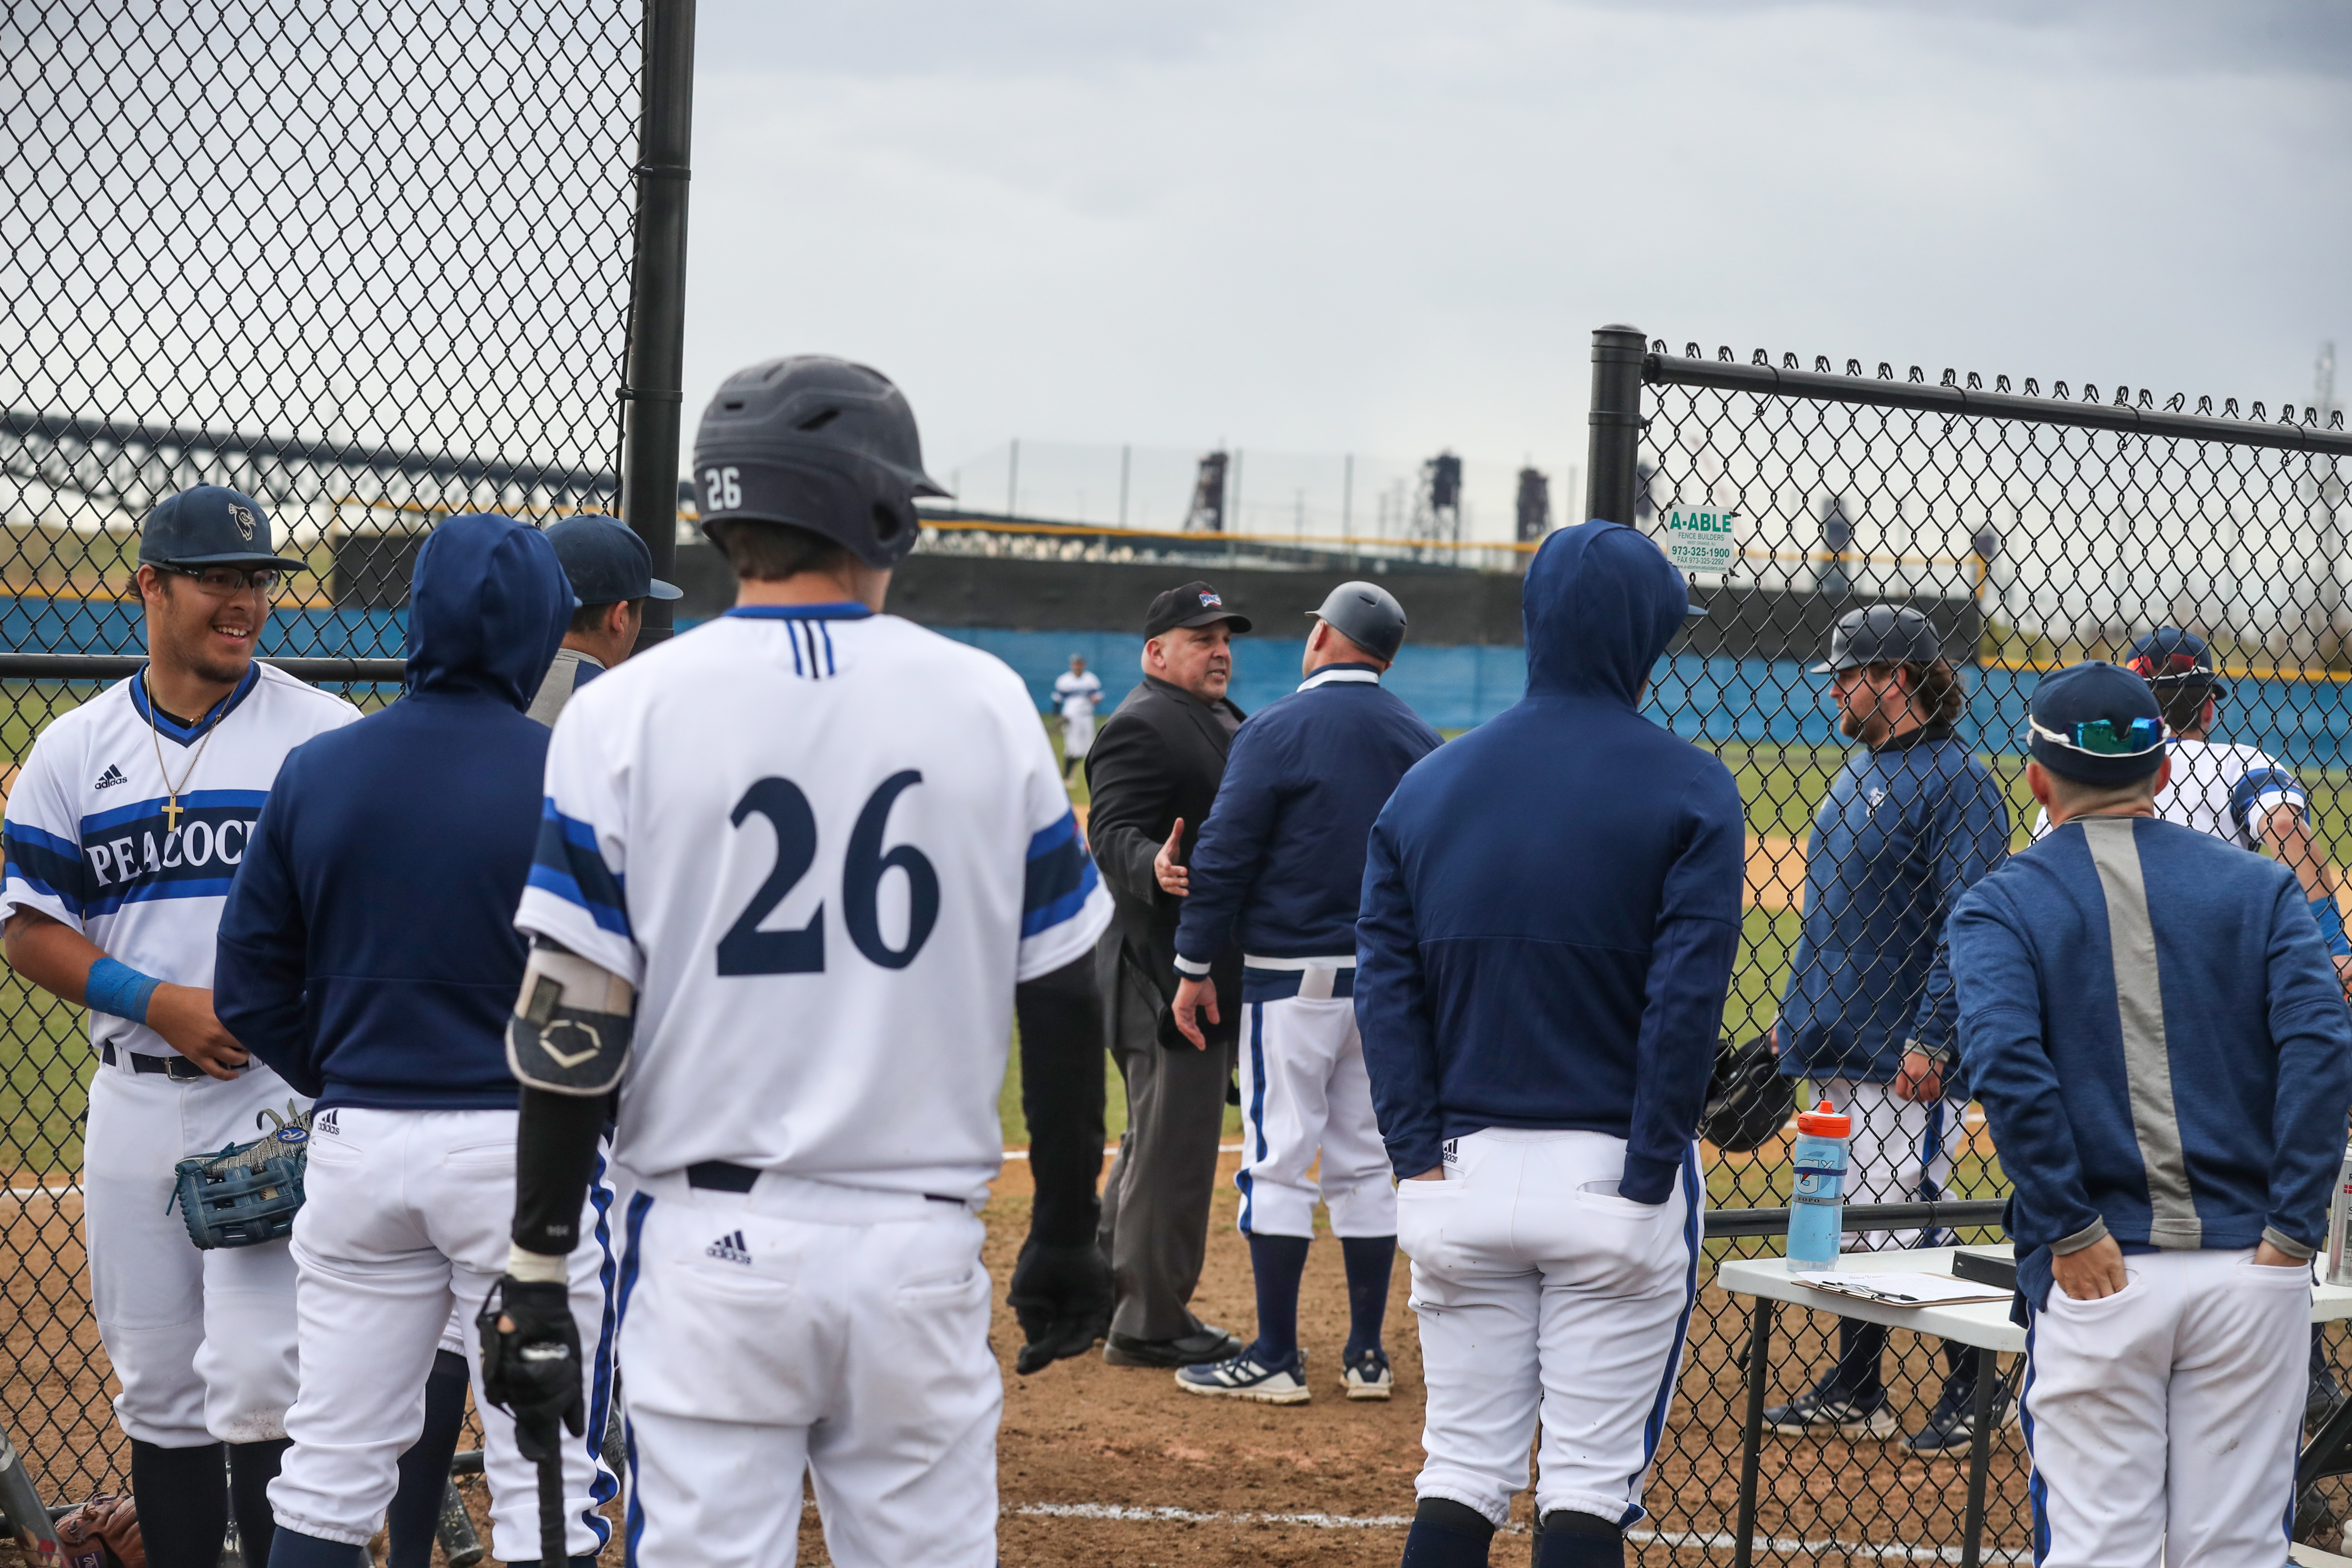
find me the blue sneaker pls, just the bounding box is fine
[1763,1380,1897,1438]
[1341,1347,1393,1401]
[1176,1348,1310,1405]
[1902,1379,2016,1454]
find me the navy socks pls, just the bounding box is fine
[1245,1232,1311,1363]
[1400,1497,1495,1567]
[129,1439,227,1568]
[1341,1234,1396,1361]
[228,1437,290,1568]
[266,1528,372,1568]
[1535,1510,1624,1568]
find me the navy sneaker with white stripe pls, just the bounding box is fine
[1175,1347,1310,1405]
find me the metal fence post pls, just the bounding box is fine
[1586,323,1647,527]
[621,0,697,646]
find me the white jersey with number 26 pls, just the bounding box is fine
[515,604,1112,1203]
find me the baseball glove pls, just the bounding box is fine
[1700,1034,1794,1154]
[168,1102,312,1250]
[54,1493,141,1568]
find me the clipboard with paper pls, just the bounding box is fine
[1788,1270,2013,1308]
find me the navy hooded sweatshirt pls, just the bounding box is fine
[214,513,571,1110]
[1354,521,1746,1203]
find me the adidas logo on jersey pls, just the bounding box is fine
[704,1229,751,1266]
[93,765,128,790]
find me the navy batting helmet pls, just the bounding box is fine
[1308,581,1409,662]
[691,356,948,570]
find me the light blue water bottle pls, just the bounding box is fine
[1786,1098,1851,1272]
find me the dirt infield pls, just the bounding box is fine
[6,1155,2037,1566]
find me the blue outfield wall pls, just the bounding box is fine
[10,598,2347,770]
[946,626,2352,771]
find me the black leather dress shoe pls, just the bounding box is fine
[1102,1320,1243,1368]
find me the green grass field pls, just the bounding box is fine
[5,686,2340,1178]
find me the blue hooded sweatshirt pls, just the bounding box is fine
[1354,521,1746,1203]
[214,513,571,1109]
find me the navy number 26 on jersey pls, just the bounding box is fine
[718,774,940,975]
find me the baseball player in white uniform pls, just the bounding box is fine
[2030,630,2352,986]
[0,487,357,1568]
[480,356,1114,1568]
[1054,654,1103,779]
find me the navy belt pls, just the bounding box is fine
[99,1042,216,1081]
[684,1160,963,1206]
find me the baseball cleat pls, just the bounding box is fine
[1176,1350,1311,1405]
[1762,1381,1898,1438]
[1340,1347,1393,1401]
[1900,1381,2017,1454]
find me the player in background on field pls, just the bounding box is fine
[213,514,618,1567]
[1166,582,1439,1406]
[481,357,1115,1567]
[0,487,359,1568]
[1949,662,2352,1568]
[1766,605,2012,1453]
[1053,653,1103,781]
[1358,522,1739,1568]
[525,513,683,726]
[2030,628,2352,993]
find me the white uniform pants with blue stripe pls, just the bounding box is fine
[1818,1078,1967,1250]
[1237,994,1396,1239]
[614,1169,1000,1568]
[1398,1129,1701,1529]
[267,1107,619,1559]
[2022,1248,2309,1568]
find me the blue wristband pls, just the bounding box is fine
[84,957,162,1024]
[2309,894,2351,959]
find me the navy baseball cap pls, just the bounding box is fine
[543,515,682,607]
[1812,604,1942,674]
[2028,662,2167,785]
[138,485,307,573]
[2126,626,2230,701]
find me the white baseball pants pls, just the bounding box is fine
[1399,1129,1702,1528]
[1814,1078,1968,1250]
[1236,994,1396,1239]
[83,1058,306,1446]
[2022,1248,2309,1568]
[615,1169,1000,1568]
[266,1107,620,1559]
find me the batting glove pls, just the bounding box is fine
[476,1276,584,1459]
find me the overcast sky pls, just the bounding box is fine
[683,0,2349,513]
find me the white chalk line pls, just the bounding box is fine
[1008,1502,2029,1561]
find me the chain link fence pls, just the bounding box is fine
[1618,333,2352,1563]
[2,0,648,1508]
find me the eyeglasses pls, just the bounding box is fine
[2029,715,2166,756]
[159,564,280,595]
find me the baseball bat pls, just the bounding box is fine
[435,1478,485,1567]
[0,1423,61,1564]
[536,1439,566,1568]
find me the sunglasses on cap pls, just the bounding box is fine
[2126,651,2209,685]
[2028,715,2166,756]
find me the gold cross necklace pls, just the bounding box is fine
[144,668,221,833]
